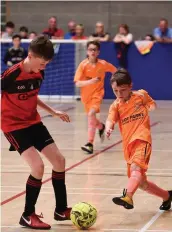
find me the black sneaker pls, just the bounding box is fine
[159,191,172,210]
[112,189,134,210]
[81,143,93,154]
[99,123,105,143]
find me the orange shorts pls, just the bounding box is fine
[126,139,151,177]
[84,97,102,113]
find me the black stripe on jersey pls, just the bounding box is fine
[40,70,44,79]
[6,78,43,94]
[1,66,21,91]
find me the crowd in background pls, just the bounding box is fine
[1,16,172,42]
[1,17,172,69]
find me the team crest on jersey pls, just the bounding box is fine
[97,69,103,75]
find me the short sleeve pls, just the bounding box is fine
[1,67,21,91]
[126,33,133,43]
[105,61,117,73]
[153,28,161,38]
[138,89,155,108]
[169,28,172,39]
[74,63,84,82]
[107,102,119,124]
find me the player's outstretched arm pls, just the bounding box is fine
[75,77,100,87]
[37,97,70,122]
[139,89,157,112]
[105,120,114,139]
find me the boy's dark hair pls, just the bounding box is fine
[5,21,15,28]
[29,31,37,35]
[145,34,155,41]
[20,26,28,33]
[87,40,100,50]
[12,34,22,40]
[110,68,132,86]
[29,35,54,60]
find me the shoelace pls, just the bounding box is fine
[123,188,127,197]
[33,212,44,222]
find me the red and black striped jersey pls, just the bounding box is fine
[1,61,44,132]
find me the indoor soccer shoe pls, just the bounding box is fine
[159,190,172,210]
[19,212,51,230]
[99,123,105,143]
[81,143,93,154]
[112,189,134,209]
[54,207,72,221]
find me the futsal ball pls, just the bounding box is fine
[70,202,97,230]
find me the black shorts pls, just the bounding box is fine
[4,122,54,154]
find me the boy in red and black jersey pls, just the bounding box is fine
[1,35,71,230]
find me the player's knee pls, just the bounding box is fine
[32,162,44,178]
[59,155,65,167]
[139,180,148,191]
[130,163,142,172]
[53,154,65,170]
[88,110,96,117]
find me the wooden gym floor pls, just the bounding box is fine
[1,100,172,232]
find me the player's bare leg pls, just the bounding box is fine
[139,178,172,210]
[19,147,51,229]
[81,108,105,154]
[113,163,171,210]
[41,143,71,221]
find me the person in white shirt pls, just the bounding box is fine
[1,21,15,39]
[113,24,133,69]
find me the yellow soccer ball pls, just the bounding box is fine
[70,202,97,230]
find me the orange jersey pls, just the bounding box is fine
[107,90,156,153]
[74,59,117,104]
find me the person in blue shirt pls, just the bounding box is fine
[64,21,76,39]
[153,18,172,43]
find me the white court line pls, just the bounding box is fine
[0,226,138,231]
[1,165,172,171]
[1,165,172,172]
[1,148,172,152]
[1,186,123,190]
[1,226,171,232]
[0,191,151,196]
[138,210,165,232]
[1,170,172,176]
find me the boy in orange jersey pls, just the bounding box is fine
[74,41,117,154]
[106,68,172,210]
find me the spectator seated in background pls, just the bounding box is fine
[72,24,87,40]
[153,18,172,43]
[19,26,29,39]
[29,31,37,40]
[42,16,64,39]
[113,24,133,69]
[1,21,15,39]
[89,22,110,42]
[64,21,76,39]
[144,34,155,41]
[4,34,27,67]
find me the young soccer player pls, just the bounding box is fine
[74,41,117,154]
[1,35,71,230]
[106,68,172,210]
